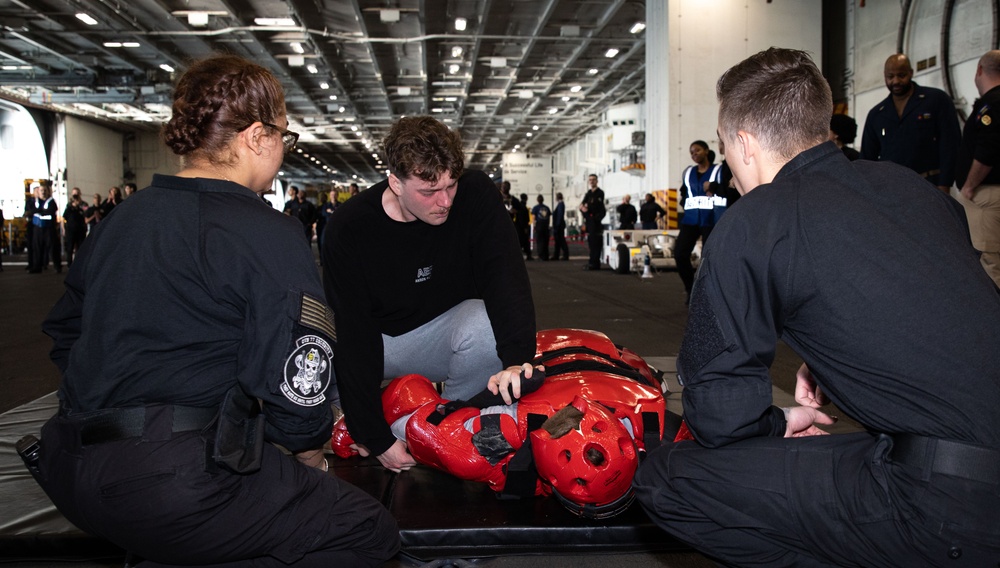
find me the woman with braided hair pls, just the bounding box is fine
[36,55,399,566]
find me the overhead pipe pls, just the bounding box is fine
[135,26,633,45]
[994,0,1000,48]
[940,0,966,122]
[896,0,912,55]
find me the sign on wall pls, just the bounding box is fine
[501,153,552,198]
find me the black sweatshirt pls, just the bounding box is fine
[323,170,536,455]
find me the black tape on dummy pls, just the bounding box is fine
[427,369,547,426]
[471,413,516,465]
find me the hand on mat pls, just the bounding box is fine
[794,363,829,408]
[488,363,538,405]
[783,406,836,438]
[375,439,417,472]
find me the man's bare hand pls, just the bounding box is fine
[783,406,837,438]
[794,363,829,408]
[376,439,417,472]
[488,363,535,404]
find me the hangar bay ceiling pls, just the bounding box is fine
[0,0,647,184]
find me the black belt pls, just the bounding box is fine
[890,434,1000,485]
[68,405,218,445]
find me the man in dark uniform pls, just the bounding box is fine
[580,174,605,270]
[283,185,301,219]
[634,48,1000,567]
[62,187,87,266]
[638,193,665,230]
[551,192,569,260]
[531,194,551,260]
[956,49,1000,288]
[323,116,537,473]
[860,54,962,193]
[28,181,61,273]
[512,191,532,260]
[616,194,637,230]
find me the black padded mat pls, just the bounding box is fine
[0,393,125,561]
[0,394,685,561]
[382,464,682,560]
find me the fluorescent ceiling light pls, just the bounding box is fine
[455,18,467,31]
[122,42,140,48]
[532,125,539,130]
[319,82,329,89]
[290,42,305,54]
[561,96,570,102]
[306,64,318,73]
[103,42,122,48]
[526,133,533,137]
[188,12,210,26]
[605,48,620,58]
[448,64,460,74]
[630,22,646,34]
[160,64,175,73]
[548,107,558,114]
[329,95,338,100]
[76,13,98,25]
[570,85,582,93]
[254,17,296,26]
[452,46,464,58]
[588,68,599,75]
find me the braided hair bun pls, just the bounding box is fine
[162,55,285,161]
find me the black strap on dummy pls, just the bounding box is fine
[497,412,548,500]
[427,369,547,426]
[642,411,662,453]
[532,345,630,368]
[541,359,655,388]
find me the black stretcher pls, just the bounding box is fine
[0,393,687,564]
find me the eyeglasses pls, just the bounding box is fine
[261,122,299,153]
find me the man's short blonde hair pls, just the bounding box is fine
[717,48,832,161]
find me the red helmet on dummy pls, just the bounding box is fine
[530,396,638,518]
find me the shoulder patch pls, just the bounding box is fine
[299,293,337,341]
[281,335,334,406]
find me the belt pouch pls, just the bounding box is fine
[212,385,265,474]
